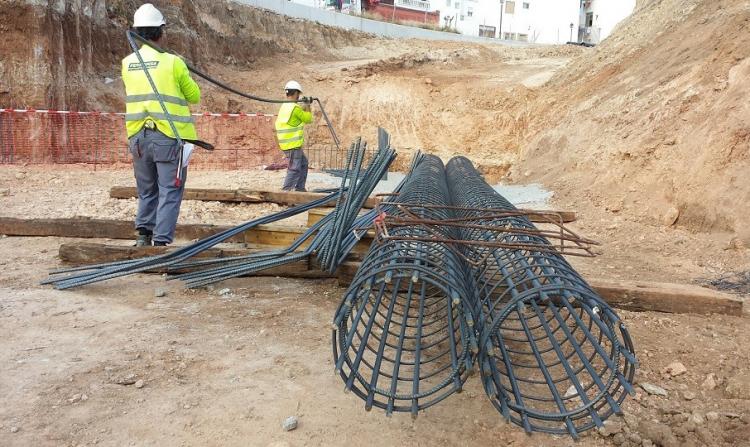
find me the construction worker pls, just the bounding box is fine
[275,81,313,192]
[122,3,200,246]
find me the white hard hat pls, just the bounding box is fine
[133,3,166,28]
[284,80,303,93]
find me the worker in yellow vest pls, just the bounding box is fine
[275,81,313,191]
[121,3,201,247]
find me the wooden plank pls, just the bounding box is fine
[55,242,743,316]
[0,217,241,242]
[307,207,577,227]
[334,262,744,316]
[0,217,373,250]
[110,186,381,208]
[588,279,744,316]
[243,224,372,253]
[110,186,263,203]
[58,243,332,279]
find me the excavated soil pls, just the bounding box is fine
[2,0,750,445]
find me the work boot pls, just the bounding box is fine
[135,233,152,247]
[135,227,153,247]
[153,241,168,247]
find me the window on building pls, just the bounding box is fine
[503,32,514,40]
[522,2,529,9]
[517,33,528,41]
[446,0,451,7]
[460,14,465,20]
[467,7,473,16]
[455,2,460,8]
[505,1,515,14]
[585,12,593,27]
[479,24,496,37]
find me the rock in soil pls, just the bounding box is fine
[612,432,625,445]
[598,420,624,437]
[702,373,718,390]
[690,410,705,425]
[282,416,298,432]
[725,375,750,399]
[638,420,679,447]
[154,288,167,298]
[682,390,696,401]
[662,206,680,226]
[135,379,145,389]
[640,382,668,396]
[116,373,138,386]
[662,361,687,377]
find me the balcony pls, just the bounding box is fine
[394,0,431,12]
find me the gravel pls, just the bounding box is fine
[282,416,298,431]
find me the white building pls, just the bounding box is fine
[438,0,581,44]
[579,0,636,44]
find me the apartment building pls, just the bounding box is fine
[439,0,581,44]
[579,0,636,44]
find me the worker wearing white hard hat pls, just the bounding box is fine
[275,81,313,191]
[122,3,201,247]
[132,3,166,27]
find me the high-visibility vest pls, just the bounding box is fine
[121,46,198,140]
[275,103,305,151]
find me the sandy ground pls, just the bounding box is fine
[1,164,750,446]
[1,237,749,447]
[0,166,343,228]
[2,1,750,444]
[3,165,749,285]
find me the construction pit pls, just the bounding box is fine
[2,0,750,446]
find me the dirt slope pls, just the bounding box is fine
[513,0,750,241]
[0,0,365,110]
[4,0,750,244]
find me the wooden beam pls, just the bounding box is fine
[588,279,744,316]
[307,207,577,227]
[55,243,744,316]
[110,186,381,208]
[0,217,372,250]
[334,262,744,316]
[0,217,242,242]
[58,243,332,279]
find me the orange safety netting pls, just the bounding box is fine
[0,109,343,170]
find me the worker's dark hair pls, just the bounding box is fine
[285,89,300,97]
[134,26,164,42]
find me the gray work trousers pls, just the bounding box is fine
[282,148,308,192]
[128,127,187,244]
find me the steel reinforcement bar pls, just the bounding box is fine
[445,156,637,438]
[332,154,477,417]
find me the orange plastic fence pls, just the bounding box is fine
[0,109,288,170]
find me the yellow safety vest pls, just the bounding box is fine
[121,46,198,140]
[275,103,305,151]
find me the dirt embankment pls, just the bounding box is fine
[0,0,365,110]
[512,0,750,241]
[4,0,750,244]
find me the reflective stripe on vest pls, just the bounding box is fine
[125,112,195,123]
[126,94,189,107]
[122,47,197,140]
[274,103,305,151]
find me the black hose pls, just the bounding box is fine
[126,31,341,149]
